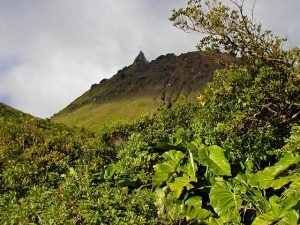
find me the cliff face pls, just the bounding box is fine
[52,51,223,129]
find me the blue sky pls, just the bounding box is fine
[0,0,299,118]
[0,94,11,105]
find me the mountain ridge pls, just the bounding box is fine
[51,51,225,130]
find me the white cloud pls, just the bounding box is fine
[0,0,299,117]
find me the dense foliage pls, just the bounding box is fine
[192,65,300,159]
[152,136,300,224]
[0,0,299,224]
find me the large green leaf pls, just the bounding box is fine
[209,181,242,223]
[185,196,202,208]
[162,150,186,162]
[153,163,175,188]
[152,150,185,187]
[195,145,231,176]
[184,196,212,221]
[258,176,296,190]
[205,218,223,225]
[283,179,300,197]
[185,137,204,156]
[252,212,280,225]
[249,152,300,189]
[252,194,300,225]
[281,180,300,211]
[169,174,194,198]
[277,210,299,225]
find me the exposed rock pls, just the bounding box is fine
[133,51,148,68]
[100,78,108,84]
[90,83,98,89]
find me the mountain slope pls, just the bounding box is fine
[0,102,91,148]
[52,51,224,130]
[0,102,34,121]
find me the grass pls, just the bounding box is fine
[51,95,159,131]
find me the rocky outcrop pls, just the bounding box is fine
[133,51,148,68]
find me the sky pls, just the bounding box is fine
[0,0,299,118]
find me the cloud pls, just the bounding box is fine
[254,0,300,47]
[0,0,299,118]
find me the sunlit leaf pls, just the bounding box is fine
[196,145,231,176]
[249,152,300,189]
[169,174,194,198]
[209,181,242,223]
[184,196,212,221]
[152,150,185,187]
[277,210,299,225]
[252,193,300,225]
[258,176,296,190]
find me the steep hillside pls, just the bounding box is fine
[52,51,224,130]
[0,102,35,121]
[0,102,42,148]
[0,102,92,151]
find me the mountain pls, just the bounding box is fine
[51,51,224,130]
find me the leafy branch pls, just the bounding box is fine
[170,0,300,68]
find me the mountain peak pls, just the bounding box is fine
[52,52,224,130]
[133,50,148,66]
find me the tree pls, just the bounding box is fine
[170,0,300,70]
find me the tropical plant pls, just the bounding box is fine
[152,136,300,224]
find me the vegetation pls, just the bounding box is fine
[170,0,300,68]
[0,0,299,224]
[152,136,300,224]
[52,95,158,131]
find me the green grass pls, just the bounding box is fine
[52,95,159,131]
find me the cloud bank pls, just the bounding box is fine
[0,0,299,117]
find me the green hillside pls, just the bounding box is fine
[52,52,227,130]
[0,102,35,122]
[52,95,158,130]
